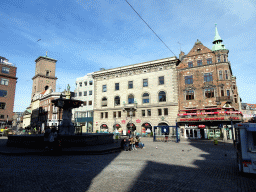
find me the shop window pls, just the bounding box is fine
[115,83,119,91]
[188,62,193,68]
[142,93,149,103]
[143,79,148,87]
[186,90,194,100]
[158,91,166,102]
[185,76,193,84]
[205,88,214,98]
[128,81,133,89]
[197,60,202,66]
[207,58,212,64]
[204,73,213,82]
[159,76,164,85]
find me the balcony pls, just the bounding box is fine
[216,96,233,102]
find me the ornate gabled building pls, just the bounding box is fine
[177,25,242,140]
[93,57,179,135]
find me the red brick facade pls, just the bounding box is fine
[0,57,17,126]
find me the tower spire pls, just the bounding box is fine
[212,24,227,51]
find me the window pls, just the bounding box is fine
[185,76,193,84]
[84,101,87,106]
[142,110,145,117]
[0,115,4,119]
[101,112,104,119]
[205,88,214,98]
[2,67,9,74]
[220,87,224,97]
[0,90,7,97]
[115,83,119,91]
[84,81,87,86]
[79,82,82,87]
[143,79,148,87]
[84,91,87,96]
[114,96,120,106]
[158,109,162,116]
[219,71,223,80]
[217,56,221,63]
[197,60,202,66]
[207,58,212,64]
[89,101,92,105]
[89,90,92,95]
[147,109,151,116]
[102,97,107,107]
[159,91,166,102]
[102,85,107,92]
[128,81,133,89]
[225,70,228,80]
[204,73,213,82]
[118,111,121,118]
[188,62,193,68]
[79,92,82,96]
[0,79,8,85]
[0,102,6,109]
[234,95,237,103]
[186,90,194,100]
[227,90,230,96]
[75,93,77,97]
[164,108,168,116]
[142,93,149,103]
[113,112,116,118]
[89,81,93,85]
[46,70,49,76]
[105,112,108,118]
[159,76,164,85]
[128,94,134,104]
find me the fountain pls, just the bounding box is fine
[7,85,114,149]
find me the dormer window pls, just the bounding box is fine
[197,48,201,53]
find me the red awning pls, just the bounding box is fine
[180,108,222,111]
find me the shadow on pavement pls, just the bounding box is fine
[127,141,256,192]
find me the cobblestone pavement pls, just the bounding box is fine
[0,137,255,192]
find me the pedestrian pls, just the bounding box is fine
[130,136,136,150]
[165,132,169,142]
[128,129,131,136]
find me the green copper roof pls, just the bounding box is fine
[212,24,228,51]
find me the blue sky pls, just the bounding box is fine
[1,0,256,112]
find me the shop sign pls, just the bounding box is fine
[198,125,205,128]
[180,118,202,121]
[230,117,239,120]
[121,120,126,124]
[205,117,224,120]
[136,119,141,123]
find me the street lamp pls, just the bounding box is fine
[123,100,137,137]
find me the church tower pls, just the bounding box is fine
[31,53,57,99]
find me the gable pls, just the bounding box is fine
[186,41,213,57]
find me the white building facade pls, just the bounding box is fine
[73,73,94,133]
[93,57,180,135]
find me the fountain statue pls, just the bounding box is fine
[51,84,83,135]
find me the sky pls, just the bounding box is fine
[1,0,256,112]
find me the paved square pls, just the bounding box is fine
[0,137,255,192]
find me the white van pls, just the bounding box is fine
[234,123,256,174]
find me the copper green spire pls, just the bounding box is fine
[212,24,227,51]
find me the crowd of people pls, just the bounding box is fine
[121,135,144,151]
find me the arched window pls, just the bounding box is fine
[142,93,149,103]
[45,86,49,91]
[102,97,107,107]
[128,94,134,104]
[114,96,120,106]
[159,91,166,102]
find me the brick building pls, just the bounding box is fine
[0,56,17,127]
[177,25,242,140]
